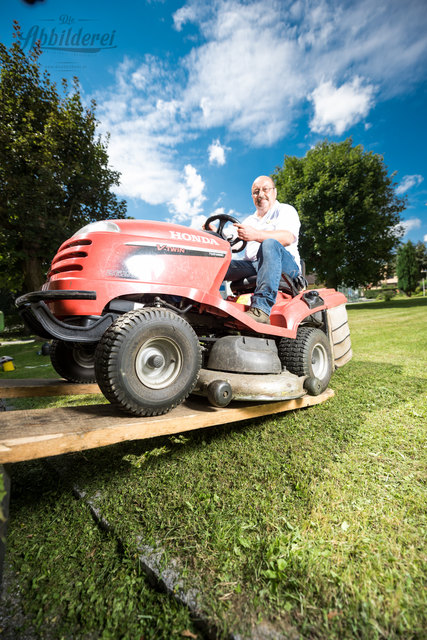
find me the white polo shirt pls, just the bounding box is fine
[243,200,301,268]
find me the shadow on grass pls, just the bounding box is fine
[9,358,423,504]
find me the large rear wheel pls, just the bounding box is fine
[50,340,96,383]
[95,308,202,416]
[278,327,332,394]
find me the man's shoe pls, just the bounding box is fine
[245,307,270,324]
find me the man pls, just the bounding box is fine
[225,175,302,324]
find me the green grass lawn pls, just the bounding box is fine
[0,337,57,380]
[0,338,106,410]
[1,298,426,639]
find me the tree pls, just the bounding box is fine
[396,240,420,296]
[414,241,427,277]
[273,139,406,289]
[0,22,127,293]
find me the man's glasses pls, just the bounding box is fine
[252,186,275,196]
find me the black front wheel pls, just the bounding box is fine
[278,327,332,394]
[95,308,202,416]
[50,339,96,383]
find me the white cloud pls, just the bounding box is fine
[168,164,206,222]
[180,2,305,145]
[173,3,205,32]
[106,134,180,205]
[310,78,375,135]
[95,0,427,214]
[96,56,189,212]
[395,174,424,195]
[177,0,426,143]
[208,139,228,166]
[173,6,194,32]
[188,214,207,230]
[399,218,422,236]
[424,234,427,243]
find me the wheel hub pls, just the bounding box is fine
[135,337,182,389]
[147,353,165,369]
[311,344,328,379]
[72,346,95,369]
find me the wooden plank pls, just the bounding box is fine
[0,389,334,464]
[0,378,100,398]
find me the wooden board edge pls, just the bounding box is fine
[0,382,101,398]
[0,389,334,464]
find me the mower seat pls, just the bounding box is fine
[230,272,308,298]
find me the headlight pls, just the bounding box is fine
[72,221,120,236]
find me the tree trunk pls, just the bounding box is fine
[23,255,45,292]
[325,275,338,289]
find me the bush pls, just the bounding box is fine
[377,287,397,302]
[362,289,379,299]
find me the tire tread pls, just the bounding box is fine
[95,308,201,416]
[278,327,332,392]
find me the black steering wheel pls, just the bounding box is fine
[204,213,247,254]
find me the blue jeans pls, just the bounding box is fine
[225,238,301,316]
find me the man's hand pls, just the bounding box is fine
[202,222,215,231]
[234,223,259,242]
[234,223,295,246]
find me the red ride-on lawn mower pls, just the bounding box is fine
[16,215,352,416]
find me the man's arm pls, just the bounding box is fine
[234,224,296,247]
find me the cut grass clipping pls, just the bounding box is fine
[1,298,426,639]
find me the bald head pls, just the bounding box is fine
[251,175,277,216]
[252,175,275,191]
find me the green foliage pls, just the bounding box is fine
[273,138,406,289]
[377,285,397,302]
[414,241,427,275]
[0,288,21,324]
[396,240,421,296]
[0,22,127,293]
[362,288,380,299]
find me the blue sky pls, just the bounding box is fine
[2,0,427,245]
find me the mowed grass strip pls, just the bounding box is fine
[3,298,427,639]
